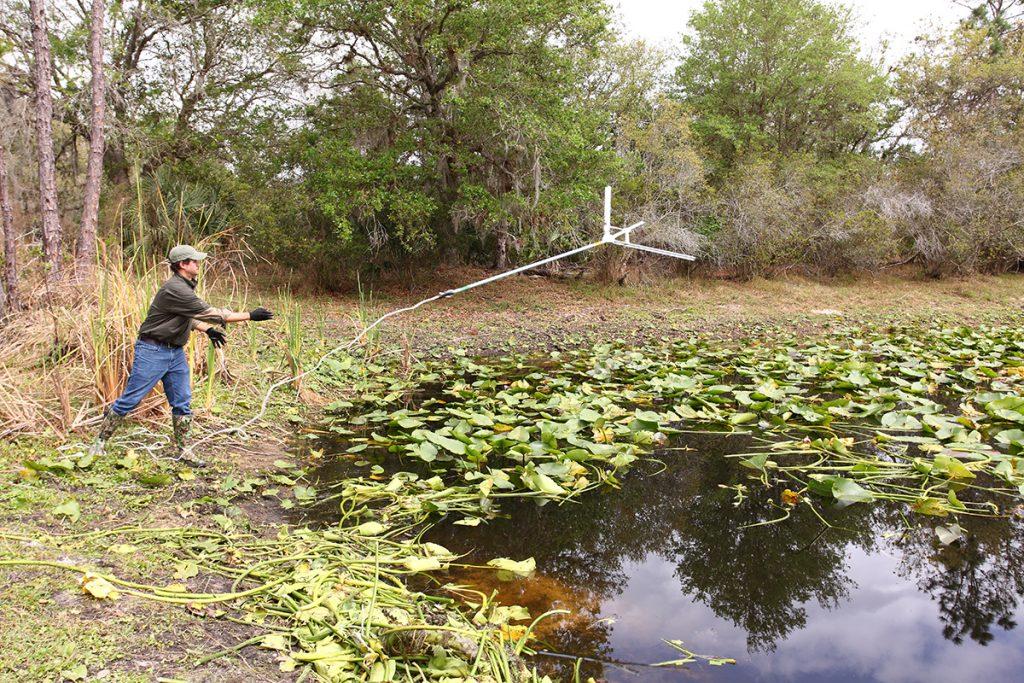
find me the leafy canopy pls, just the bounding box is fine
[673,0,889,170]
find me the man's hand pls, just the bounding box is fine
[249,307,274,322]
[205,327,227,348]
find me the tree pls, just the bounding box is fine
[896,515,1024,646]
[899,12,1024,137]
[616,97,708,254]
[28,0,62,281]
[956,0,1024,55]
[895,10,1024,274]
[445,7,616,268]
[76,0,106,278]
[0,141,19,313]
[673,0,889,172]
[294,0,618,270]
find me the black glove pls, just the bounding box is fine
[249,307,274,322]
[205,327,227,348]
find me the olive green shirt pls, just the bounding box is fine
[137,274,229,347]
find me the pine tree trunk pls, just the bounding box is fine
[29,0,62,282]
[76,0,106,279]
[0,144,20,313]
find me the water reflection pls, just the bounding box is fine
[416,433,1024,681]
[895,513,1024,647]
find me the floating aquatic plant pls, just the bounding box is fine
[8,321,1024,680]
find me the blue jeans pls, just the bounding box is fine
[111,340,192,417]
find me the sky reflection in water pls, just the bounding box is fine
[424,433,1024,682]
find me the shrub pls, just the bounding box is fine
[711,156,903,277]
[899,129,1024,275]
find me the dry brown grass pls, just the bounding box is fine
[0,242,245,438]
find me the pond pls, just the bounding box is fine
[302,430,1024,682]
[290,326,1024,681]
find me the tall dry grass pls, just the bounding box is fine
[0,237,246,438]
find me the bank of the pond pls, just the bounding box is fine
[5,277,1024,681]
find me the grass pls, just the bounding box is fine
[1,574,151,682]
[0,244,274,437]
[0,430,284,679]
[281,292,304,390]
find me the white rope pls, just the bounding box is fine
[188,239,613,453]
[187,290,449,453]
[187,207,695,454]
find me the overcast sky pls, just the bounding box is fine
[615,0,969,61]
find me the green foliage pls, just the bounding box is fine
[7,0,1024,282]
[894,18,1024,274]
[599,96,709,280]
[674,0,890,171]
[711,154,899,276]
[963,0,1021,56]
[303,128,438,254]
[899,22,1024,137]
[287,0,619,270]
[121,164,238,259]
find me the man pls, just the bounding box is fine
[89,245,273,463]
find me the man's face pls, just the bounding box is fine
[179,259,201,278]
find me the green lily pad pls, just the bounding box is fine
[52,499,81,523]
[831,478,874,504]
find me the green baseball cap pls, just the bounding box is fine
[167,244,208,264]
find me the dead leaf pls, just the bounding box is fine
[80,573,119,600]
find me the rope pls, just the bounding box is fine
[187,291,448,453]
[187,239,608,454]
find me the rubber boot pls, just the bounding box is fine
[172,415,205,468]
[88,411,125,456]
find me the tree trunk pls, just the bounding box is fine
[76,0,106,279]
[29,0,63,282]
[493,221,509,270]
[0,144,20,313]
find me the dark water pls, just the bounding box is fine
[300,430,1024,682]
[421,432,1024,683]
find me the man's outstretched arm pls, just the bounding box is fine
[162,276,273,326]
[218,307,273,323]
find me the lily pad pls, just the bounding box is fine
[486,557,536,577]
[354,521,387,536]
[831,478,874,504]
[52,499,81,523]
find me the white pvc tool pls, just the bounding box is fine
[438,185,694,298]
[189,186,695,453]
[602,186,696,259]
